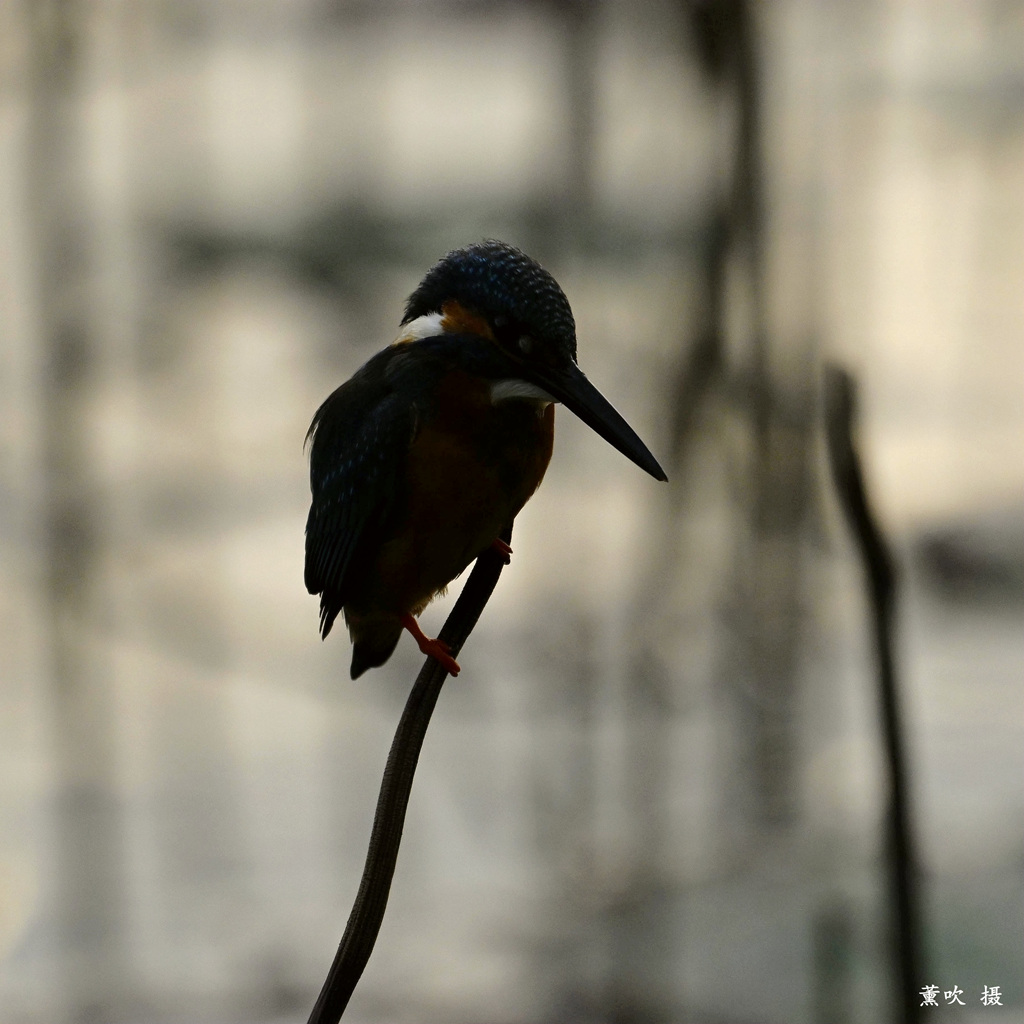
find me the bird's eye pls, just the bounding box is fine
[518,334,534,355]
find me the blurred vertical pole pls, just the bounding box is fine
[701,0,811,833]
[26,1,129,1019]
[825,367,923,1024]
[683,0,809,841]
[726,0,812,833]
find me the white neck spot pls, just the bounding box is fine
[393,312,444,345]
[490,379,555,405]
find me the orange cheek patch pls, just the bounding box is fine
[440,300,495,341]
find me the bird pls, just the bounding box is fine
[305,240,667,679]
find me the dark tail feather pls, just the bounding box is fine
[319,596,342,639]
[350,628,402,680]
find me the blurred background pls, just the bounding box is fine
[1,1,1022,1021]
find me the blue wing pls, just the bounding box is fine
[304,347,423,638]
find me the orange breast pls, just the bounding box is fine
[369,371,554,616]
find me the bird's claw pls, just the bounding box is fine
[401,614,461,676]
[421,636,461,676]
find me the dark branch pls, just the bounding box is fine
[307,524,514,1024]
[823,366,923,1024]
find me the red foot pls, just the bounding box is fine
[490,538,513,564]
[401,614,461,676]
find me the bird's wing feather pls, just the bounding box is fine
[303,346,436,637]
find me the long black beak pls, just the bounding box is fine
[533,361,667,481]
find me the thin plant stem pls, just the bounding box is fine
[307,524,514,1024]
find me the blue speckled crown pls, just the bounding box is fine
[402,240,577,359]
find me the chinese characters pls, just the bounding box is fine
[920,985,1002,1007]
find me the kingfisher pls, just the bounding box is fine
[305,240,666,679]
